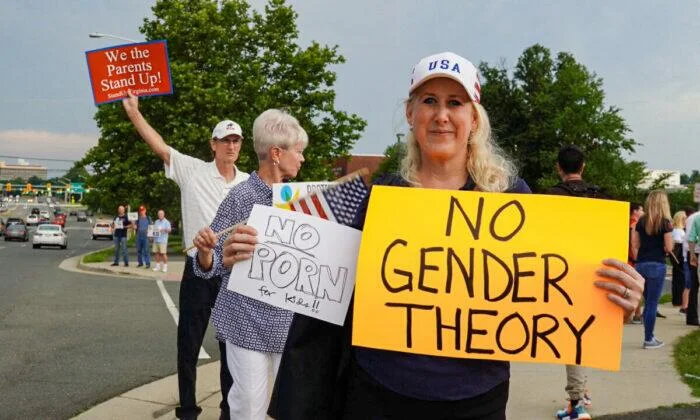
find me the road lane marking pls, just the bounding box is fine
[156,280,210,360]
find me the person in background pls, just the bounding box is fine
[135,205,152,269]
[546,144,604,419]
[111,205,131,267]
[266,51,645,420]
[122,90,248,420]
[629,202,645,323]
[152,209,172,273]
[631,190,673,349]
[670,211,687,310]
[685,207,700,326]
[681,207,697,319]
[193,108,308,420]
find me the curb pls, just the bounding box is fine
[75,248,172,281]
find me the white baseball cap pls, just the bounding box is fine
[211,120,243,140]
[409,52,482,103]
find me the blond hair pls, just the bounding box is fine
[672,210,687,229]
[644,190,671,235]
[399,101,516,192]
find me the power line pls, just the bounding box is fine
[0,154,79,163]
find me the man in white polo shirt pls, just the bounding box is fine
[123,90,248,420]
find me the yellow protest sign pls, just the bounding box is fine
[352,186,629,371]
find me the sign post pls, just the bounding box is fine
[694,183,700,204]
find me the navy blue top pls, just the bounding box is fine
[353,174,531,401]
[635,216,672,264]
[112,214,130,238]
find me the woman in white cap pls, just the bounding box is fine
[267,52,645,420]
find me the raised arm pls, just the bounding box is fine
[122,90,171,165]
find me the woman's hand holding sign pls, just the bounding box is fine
[194,226,217,272]
[223,224,258,269]
[594,258,645,319]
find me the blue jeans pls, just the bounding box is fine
[113,236,128,264]
[636,261,666,341]
[136,234,150,266]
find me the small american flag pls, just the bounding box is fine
[287,169,369,226]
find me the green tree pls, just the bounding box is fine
[27,175,43,185]
[680,170,700,185]
[372,140,406,181]
[80,0,366,222]
[479,44,644,199]
[63,163,90,182]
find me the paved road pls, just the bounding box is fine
[0,205,220,419]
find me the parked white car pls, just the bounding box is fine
[92,221,113,240]
[32,224,68,249]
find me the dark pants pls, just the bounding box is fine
[671,247,684,306]
[687,253,700,325]
[175,257,233,420]
[342,358,508,420]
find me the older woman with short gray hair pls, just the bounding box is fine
[193,108,307,420]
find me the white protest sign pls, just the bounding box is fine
[272,182,334,209]
[694,183,700,203]
[228,204,361,325]
[127,212,138,221]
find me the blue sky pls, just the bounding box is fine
[1,0,698,175]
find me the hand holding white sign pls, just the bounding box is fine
[228,205,362,325]
[222,224,257,269]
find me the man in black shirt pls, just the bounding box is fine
[111,205,132,267]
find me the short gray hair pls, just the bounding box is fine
[252,109,309,159]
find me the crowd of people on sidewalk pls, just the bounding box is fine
[116,50,697,420]
[109,204,172,272]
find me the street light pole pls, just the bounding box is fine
[88,32,140,43]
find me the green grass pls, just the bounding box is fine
[659,293,672,304]
[81,233,184,264]
[82,247,114,263]
[674,329,700,397]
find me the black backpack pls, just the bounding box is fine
[548,180,612,199]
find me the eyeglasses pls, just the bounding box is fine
[215,137,242,145]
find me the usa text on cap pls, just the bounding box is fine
[409,51,482,103]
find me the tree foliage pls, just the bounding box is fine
[479,44,644,199]
[681,170,700,185]
[81,0,366,219]
[372,140,406,181]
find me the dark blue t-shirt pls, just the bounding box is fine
[136,215,151,238]
[353,174,531,401]
[113,214,131,238]
[635,216,672,263]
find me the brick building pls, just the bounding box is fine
[333,154,385,184]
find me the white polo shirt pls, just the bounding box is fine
[165,147,249,256]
